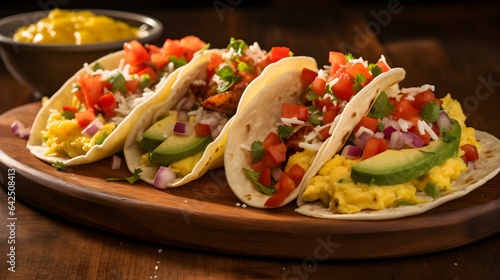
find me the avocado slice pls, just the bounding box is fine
[350,119,461,185]
[150,133,212,166]
[140,113,177,152]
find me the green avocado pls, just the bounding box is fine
[350,118,461,185]
[140,113,176,152]
[150,132,212,166]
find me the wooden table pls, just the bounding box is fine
[1,2,499,279]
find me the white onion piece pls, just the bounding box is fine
[175,97,188,111]
[373,132,384,139]
[153,166,177,189]
[173,122,194,136]
[467,161,477,171]
[82,118,103,136]
[200,117,220,130]
[341,145,362,159]
[177,110,189,122]
[389,131,405,150]
[110,155,121,170]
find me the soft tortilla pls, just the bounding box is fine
[27,50,181,166]
[295,130,500,220]
[225,58,406,208]
[123,54,314,187]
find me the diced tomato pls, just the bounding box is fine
[329,67,355,101]
[269,46,291,63]
[162,39,184,58]
[361,137,388,160]
[259,167,271,187]
[264,172,296,207]
[75,109,96,128]
[287,164,305,185]
[194,123,211,137]
[62,105,78,113]
[346,62,373,86]
[310,76,326,95]
[328,51,347,66]
[394,99,419,121]
[300,68,318,84]
[265,142,287,167]
[315,97,335,112]
[179,35,207,61]
[251,160,267,173]
[146,44,161,54]
[240,71,257,84]
[322,109,338,125]
[150,52,170,71]
[281,103,308,121]
[99,93,117,118]
[207,53,224,76]
[73,89,85,105]
[136,66,157,81]
[125,79,140,93]
[376,58,391,73]
[78,74,104,113]
[263,132,282,148]
[354,116,379,134]
[318,127,331,140]
[411,90,443,112]
[123,40,150,66]
[460,144,479,162]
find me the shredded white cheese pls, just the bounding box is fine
[401,84,435,94]
[281,117,305,126]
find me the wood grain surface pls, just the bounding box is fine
[1,2,499,279]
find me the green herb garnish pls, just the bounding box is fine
[420,101,440,123]
[61,110,75,120]
[226,37,247,57]
[95,132,109,145]
[250,141,264,162]
[368,91,394,119]
[353,73,366,93]
[441,127,458,143]
[106,168,143,184]
[368,64,382,78]
[215,65,240,92]
[52,161,66,171]
[277,125,294,141]
[237,61,253,73]
[242,168,276,195]
[169,56,188,69]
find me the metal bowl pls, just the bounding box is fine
[0,9,163,97]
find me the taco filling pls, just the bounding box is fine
[136,38,292,188]
[41,36,206,158]
[300,86,479,214]
[241,52,393,207]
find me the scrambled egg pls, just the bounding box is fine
[42,113,115,157]
[285,149,316,172]
[301,95,475,214]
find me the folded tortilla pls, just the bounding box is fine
[224,55,406,208]
[123,53,312,187]
[27,50,181,166]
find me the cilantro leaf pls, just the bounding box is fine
[424,183,441,199]
[420,101,440,123]
[345,53,355,61]
[277,125,294,141]
[368,64,382,78]
[61,110,75,120]
[169,56,188,69]
[306,90,317,101]
[226,37,247,57]
[237,61,253,73]
[106,168,143,184]
[250,141,264,162]
[242,168,276,195]
[368,91,394,119]
[215,65,240,92]
[52,161,67,171]
[353,73,366,93]
[309,112,322,126]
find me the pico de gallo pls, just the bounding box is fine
[140,38,293,188]
[242,52,392,207]
[41,36,207,158]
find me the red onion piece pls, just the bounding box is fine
[10,120,31,139]
[403,132,424,148]
[341,145,362,159]
[467,161,477,171]
[110,155,121,170]
[353,131,372,148]
[383,125,397,139]
[153,166,177,189]
[271,167,283,182]
[82,118,103,136]
[437,111,453,131]
[173,122,194,136]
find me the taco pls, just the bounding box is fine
[296,82,500,220]
[27,36,207,166]
[123,38,294,188]
[225,52,406,208]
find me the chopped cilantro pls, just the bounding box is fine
[226,37,247,57]
[377,122,385,132]
[95,132,109,145]
[193,43,210,56]
[237,61,253,73]
[353,73,366,93]
[242,168,276,195]
[368,64,382,78]
[169,56,188,69]
[420,101,440,123]
[424,183,441,199]
[61,110,75,120]
[308,112,322,126]
[368,91,394,119]
[139,74,154,89]
[215,65,240,92]
[345,53,355,61]
[306,90,317,101]
[106,168,143,184]
[250,141,264,162]
[52,161,66,171]
[110,72,126,93]
[277,125,294,141]
[92,62,104,71]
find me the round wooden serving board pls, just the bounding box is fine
[1,103,499,260]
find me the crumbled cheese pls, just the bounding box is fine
[397,119,412,132]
